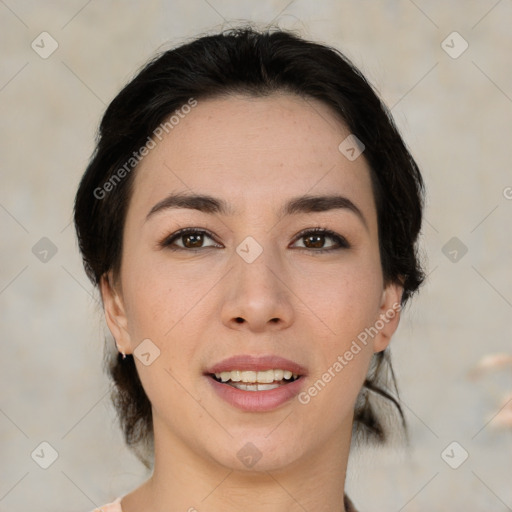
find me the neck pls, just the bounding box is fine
[124,415,353,512]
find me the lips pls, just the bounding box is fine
[204,355,307,412]
[205,354,307,376]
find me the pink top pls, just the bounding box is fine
[92,497,122,512]
[94,494,358,511]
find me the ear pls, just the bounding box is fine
[99,271,132,355]
[372,281,403,354]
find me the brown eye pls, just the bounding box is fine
[182,232,205,248]
[303,233,326,249]
[161,228,221,251]
[292,228,350,252]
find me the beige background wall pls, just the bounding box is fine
[1,1,511,511]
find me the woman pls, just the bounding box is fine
[74,26,425,512]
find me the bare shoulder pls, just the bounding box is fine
[91,497,123,512]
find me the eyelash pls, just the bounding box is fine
[159,227,350,254]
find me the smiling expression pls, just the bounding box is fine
[101,92,402,472]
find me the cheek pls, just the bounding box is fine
[119,256,215,415]
[121,254,215,343]
[293,254,382,408]
[121,259,210,424]
[292,251,384,340]
[297,287,377,429]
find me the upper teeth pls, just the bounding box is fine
[214,369,298,383]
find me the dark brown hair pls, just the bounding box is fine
[74,25,425,467]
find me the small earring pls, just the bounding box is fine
[116,343,127,360]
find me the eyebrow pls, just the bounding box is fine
[146,192,368,229]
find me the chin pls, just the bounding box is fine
[206,429,308,474]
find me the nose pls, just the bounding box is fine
[220,243,294,332]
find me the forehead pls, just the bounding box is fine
[129,93,376,225]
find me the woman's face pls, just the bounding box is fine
[102,93,402,472]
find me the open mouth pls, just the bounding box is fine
[209,369,302,391]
